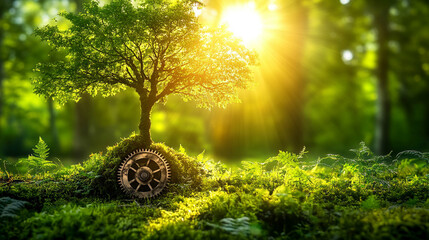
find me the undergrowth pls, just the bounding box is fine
[1,140,428,239]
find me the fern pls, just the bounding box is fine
[361,195,381,210]
[33,137,49,160]
[18,137,57,175]
[0,197,28,219]
[350,141,373,160]
[207,217,252,236]
[396,150,428,161]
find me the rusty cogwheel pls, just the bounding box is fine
[117,149,171,199]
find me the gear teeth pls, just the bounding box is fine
[117,148,171,200]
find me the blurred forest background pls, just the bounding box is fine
[0,0,429,163]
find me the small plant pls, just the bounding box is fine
[0,159,11,180]
[350,141,374,160]
[0,197,28,219]
[207,217,256,237]
[361,195,381,210]
[18,137,56,175]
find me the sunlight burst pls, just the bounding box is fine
[221,3,263,46]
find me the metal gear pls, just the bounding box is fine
[117,149,171,199]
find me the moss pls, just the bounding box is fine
[0,134,205,202]
[88,134,205,199]
[1,143,429,239]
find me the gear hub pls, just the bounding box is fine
[118,149,171,199]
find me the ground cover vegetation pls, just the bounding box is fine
[1,139,428,239]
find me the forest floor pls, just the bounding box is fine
[1,140,428,240]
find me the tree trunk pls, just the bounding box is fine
[425,103,429,147]
[48,98,59,153]
[0,1,12,130]
[138,91,154,147]
[74,94,91,158]
[275,2,309,153]
[288,5,308,153]
[373,1,391,155]
[0,37,4,126]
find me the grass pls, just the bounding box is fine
[1,139,428,239]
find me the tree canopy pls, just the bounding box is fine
[35,0,257,107]
[34,0,257,108]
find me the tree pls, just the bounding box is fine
[390,0,429,150]
[274,1,309,153]
[1,0,66,156]
[72,0,91,158]
[370,0,392,155]
[0,0,15,129]
[34,0,257,147]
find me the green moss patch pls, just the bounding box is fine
[1,142,429,239]
[89,134,205,198]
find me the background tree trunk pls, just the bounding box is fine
[0,0,14,131]
[73,0,92,158]
[74,94,91,158]
[0,33,4,128]
[274,2,309,153]
[372,0,391,155]
[48,98,59,153]
[288,4,308,153]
